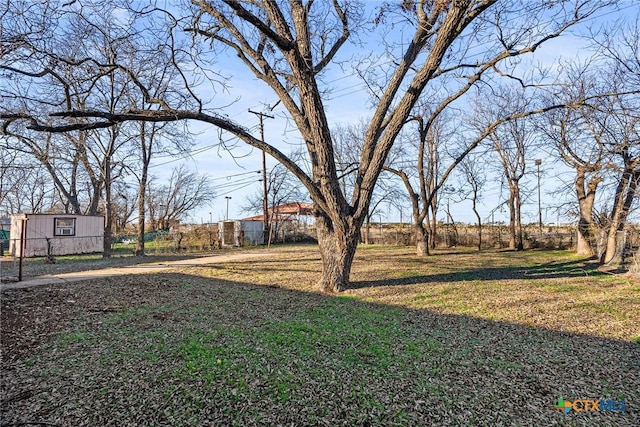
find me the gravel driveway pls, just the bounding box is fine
[1,251,270,291]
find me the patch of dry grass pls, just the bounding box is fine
[2,244,639,426]
[186,244,640,341]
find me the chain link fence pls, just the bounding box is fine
[361,223,576,250]
[3,223,638,282]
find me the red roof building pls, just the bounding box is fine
[241,202,314,222]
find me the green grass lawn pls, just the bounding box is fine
[193,245,640,341]
[2,245,639,426]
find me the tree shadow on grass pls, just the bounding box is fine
[1,272,638,426]
[350,257,609,289]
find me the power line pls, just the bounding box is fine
[216,180,261,197]
[210,170,261,181]
[210,177,261,191]
[149,142,223,168]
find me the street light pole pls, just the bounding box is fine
[535,159,542,233]
[225,196,232,220]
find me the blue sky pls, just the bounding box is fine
[147,2,638,226]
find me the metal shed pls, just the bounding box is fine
[9,213,104,257]
[218,220,264,246]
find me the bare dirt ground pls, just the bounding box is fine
[0,250,269,289]
[0,247,258,282]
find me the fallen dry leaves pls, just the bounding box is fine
[1,245,638,426]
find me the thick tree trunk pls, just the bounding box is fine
[103,169,113,259]
[603,237,618,264]
[508,192,516,250]
[576,219,594,256]
[603,168,639,264]
[103,220,112,258]
[135,124,150,257]
[514,188,524,251]
[135,178,147,256]
[574,170,600,257]
[507,182,524,251]
[429,203,438,249]
[415,223,430,256]
[315,214,360,293]
[576,190,595,256]
[364,215,370,245]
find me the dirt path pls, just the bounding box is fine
[0,251,271,291]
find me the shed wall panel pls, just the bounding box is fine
[10,214,104,257]
[241,221,264,245]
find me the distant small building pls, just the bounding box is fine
[241,202,315,223]
[10,213,104,257]
[218,220,264,246]
[240,202,315,244]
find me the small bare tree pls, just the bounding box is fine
[111,182,137,234]
[490,120,531,251]
[147,165,215,230]
[458,155,487,251]
[385,112,451,255]
[127,120,193,256]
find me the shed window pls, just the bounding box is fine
[54,218,76,236]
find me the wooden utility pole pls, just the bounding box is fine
[249,109,274,244]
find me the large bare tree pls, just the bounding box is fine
[0,0,626,291]
[541,60,639,262]
[541,98,605,257]
[599,96,640,264]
